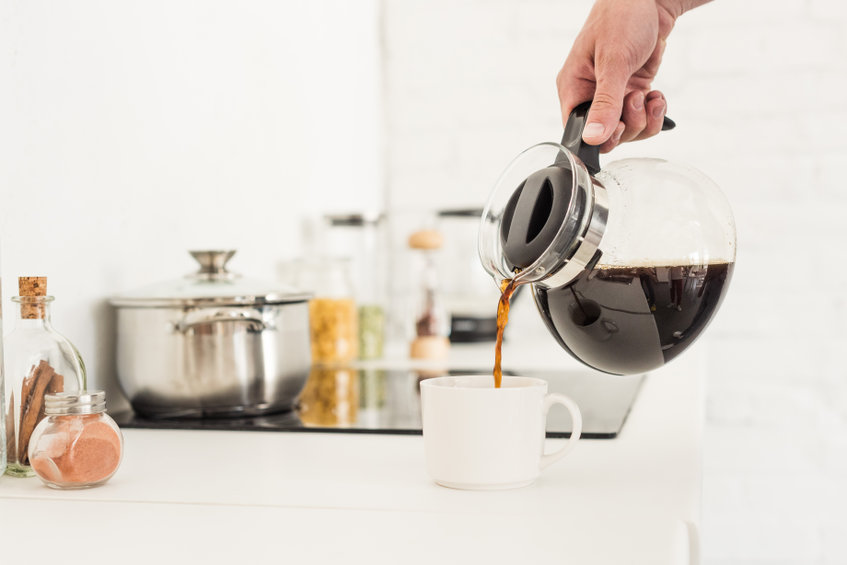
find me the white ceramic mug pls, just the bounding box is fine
[420,375,582,490]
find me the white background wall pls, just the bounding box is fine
[381,1,847,563]
[0,0,382,410]
[2,0,847,562]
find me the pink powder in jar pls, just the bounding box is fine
[29,392,124,489]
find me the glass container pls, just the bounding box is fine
[28,390,123,489]
[3,277,86,476]
[408,230,450,361]
[299,257,359,365]
[0,252,4,475]
[323,213,387,360]
[479,103,736,375]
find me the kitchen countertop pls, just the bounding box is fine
[0,343,704,564]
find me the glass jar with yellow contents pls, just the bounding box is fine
[307,257,358,365]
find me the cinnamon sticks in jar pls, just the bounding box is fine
[16,360,64,465]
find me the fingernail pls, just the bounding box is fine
[583,122,606,140]
[632,93,644,111]
[652,101,666,118]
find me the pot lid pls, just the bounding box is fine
[109,250,312,307]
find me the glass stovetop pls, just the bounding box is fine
[112,368,644,440]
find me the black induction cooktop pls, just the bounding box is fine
[112,369,644,439]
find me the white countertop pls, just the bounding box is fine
[0,345,704,565]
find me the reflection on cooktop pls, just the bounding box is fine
[112,368,644,439]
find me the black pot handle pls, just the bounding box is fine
[561,101,676,176]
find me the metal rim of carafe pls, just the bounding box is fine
[480,142,609,289]
[480,142,573,285]
[532,170,609,289]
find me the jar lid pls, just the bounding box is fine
[324,212,383,226]
[109,250,312,308]
[437,208,483,218]
[45,390,107,415]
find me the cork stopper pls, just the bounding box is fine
[19,276,47,319]
[408,229,444,250]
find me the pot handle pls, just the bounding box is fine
[176,308,269,333]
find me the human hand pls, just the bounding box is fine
[556,0,704,152]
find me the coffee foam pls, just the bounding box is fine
[596,259,734,269]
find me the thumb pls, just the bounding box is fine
[582,69,629,145]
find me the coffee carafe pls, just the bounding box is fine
[479,103,736,375]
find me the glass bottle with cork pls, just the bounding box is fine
[0,250,5,474]
[3,277,86,477]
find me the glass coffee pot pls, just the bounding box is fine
[479,103,736,375]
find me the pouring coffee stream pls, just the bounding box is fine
[484,102,736,381]
[492,278,517,388]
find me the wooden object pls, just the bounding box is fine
[408,230,443,250]
[16,360,64,465]
[19,276,47,319]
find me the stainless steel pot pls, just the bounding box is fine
[109,250,312,418]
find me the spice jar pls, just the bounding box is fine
[3,277,86,477]
[28,391,123,489]
[408,230,451,361]
[303,257,358,365]
[323,213,387,360]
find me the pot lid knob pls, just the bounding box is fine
[189,250,236,277]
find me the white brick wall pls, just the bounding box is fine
[383,0,847,562]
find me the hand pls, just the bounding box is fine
[556,0,699,152]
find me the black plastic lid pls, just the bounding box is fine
[499,165,584,270]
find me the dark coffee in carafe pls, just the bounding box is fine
[534,262,733,375]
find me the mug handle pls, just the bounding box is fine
[539,393,583,470]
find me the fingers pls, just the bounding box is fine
[581,66,629,146]
[557,51,668,151]
[601,90,668,151]
[635,90,667,140]
[619,91,647,143]
[599,122,624,154]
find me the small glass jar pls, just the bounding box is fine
[323,213,387,360]
[307,257,359,365]
[278,256,358,365]
[28,391,123,489]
